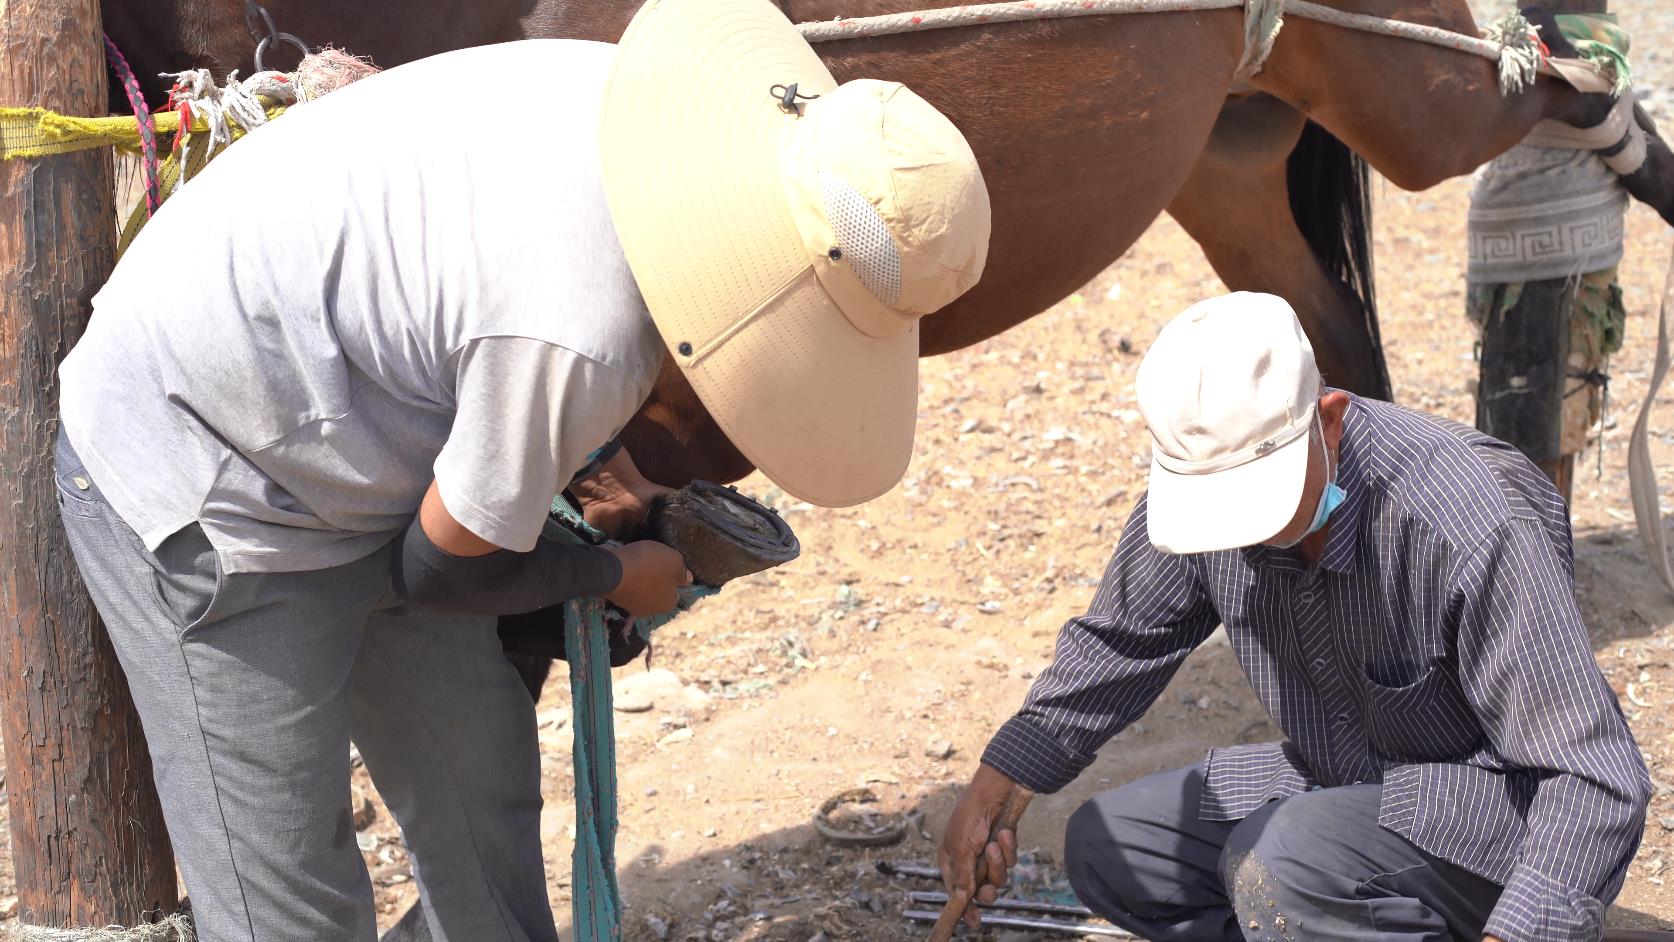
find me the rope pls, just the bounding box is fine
[1629,241,1674,595]
[102,34,160,216]
[161,69,298,192]
[0,914,193,941]
[796,0,1613,95]
[1236,0,1285,80]
[796,0,1239,42]
[546,499,717,941]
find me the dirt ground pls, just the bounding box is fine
[5,3,1674,939]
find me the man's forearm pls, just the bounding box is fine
[391,515,622,614]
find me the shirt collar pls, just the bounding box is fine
[1319,395,1370,574]
[1237,394,1370,575]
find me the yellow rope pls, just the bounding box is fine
[0,103,288,161]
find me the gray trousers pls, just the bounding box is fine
[1064,765,1504,941]
[54,432,556,942]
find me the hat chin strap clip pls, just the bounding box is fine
[771,82,820,115]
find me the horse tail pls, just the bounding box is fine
[1285,120,1390,399]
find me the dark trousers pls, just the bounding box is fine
[1064,764,1504,941]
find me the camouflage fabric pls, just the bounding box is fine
[1468,267,1625,456]
[1555,13,1631,94]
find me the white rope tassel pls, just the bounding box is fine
[1482,8,1542,94]
[1234,0,1286,79]
[160,68,300,191]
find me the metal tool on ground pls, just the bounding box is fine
[927,787,1034,942]
[877,861,944,881]
[910,891,1096,918]
[904,906,1135,938]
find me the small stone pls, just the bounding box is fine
[658,728,694,747]
[644,915,670,940]
[703,827,719,838]
[0,897,17,920]
[615,689,656,713]
[356,832,379,853]
[925,738,955,760]
[1660,815,1674,832]
[646,787,659,797]
[977,601,1003,615]
[351,785,377,831]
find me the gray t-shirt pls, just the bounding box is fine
[60,40,664,573]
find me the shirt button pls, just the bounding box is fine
[1333,714,1351,729]
[1312,658,1328,671]
[1300,592,1315,603]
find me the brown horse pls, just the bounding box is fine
[101,0,1653,491]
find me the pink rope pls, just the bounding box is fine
[103,32,162,217]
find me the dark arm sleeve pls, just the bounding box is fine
[390,514,622,615]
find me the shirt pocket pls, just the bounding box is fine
[1361,663,1483,763]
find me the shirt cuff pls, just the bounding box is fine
[1482,863,1604,942]
[980,715,1095,794]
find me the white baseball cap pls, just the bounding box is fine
[598,0,991,507]
[1135,293,1322,554]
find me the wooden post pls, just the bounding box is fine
[0,0,178,927]
[1475,279,1576,496]
[1473,0,1609,503]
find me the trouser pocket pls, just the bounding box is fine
[150,523,226,635]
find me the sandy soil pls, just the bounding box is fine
[4,1,1674,938]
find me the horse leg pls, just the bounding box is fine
[1524,7,1674,226]
[1250,0,1671,209]
[1167,93,1391,399]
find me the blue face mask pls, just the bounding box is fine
[1274,419,1345,548]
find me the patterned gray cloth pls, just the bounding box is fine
[983,396,1650,942]
[1467,142,1627,284]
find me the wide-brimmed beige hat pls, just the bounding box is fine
[1136,293,1322,554]
[599,0,991,507]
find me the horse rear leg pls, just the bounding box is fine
[1167,93,1392,399]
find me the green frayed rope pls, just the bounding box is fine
[547,497,716,941]
[1555,13,1633,97]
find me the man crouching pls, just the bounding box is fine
[939,292,1650,942]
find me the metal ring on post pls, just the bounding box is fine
[254,31,309,73]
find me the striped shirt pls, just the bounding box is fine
[983,395,1650,942]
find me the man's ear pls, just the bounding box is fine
[1319,390,1352,451]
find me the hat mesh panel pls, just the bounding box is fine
[819,172,902,306]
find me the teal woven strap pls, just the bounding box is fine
[566,596,622,940]
[549,498,715,940]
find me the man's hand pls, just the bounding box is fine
[1484,936,1503,942]
[604,541,691,616]
[573,445,674,541]
[939,764,1025,930]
